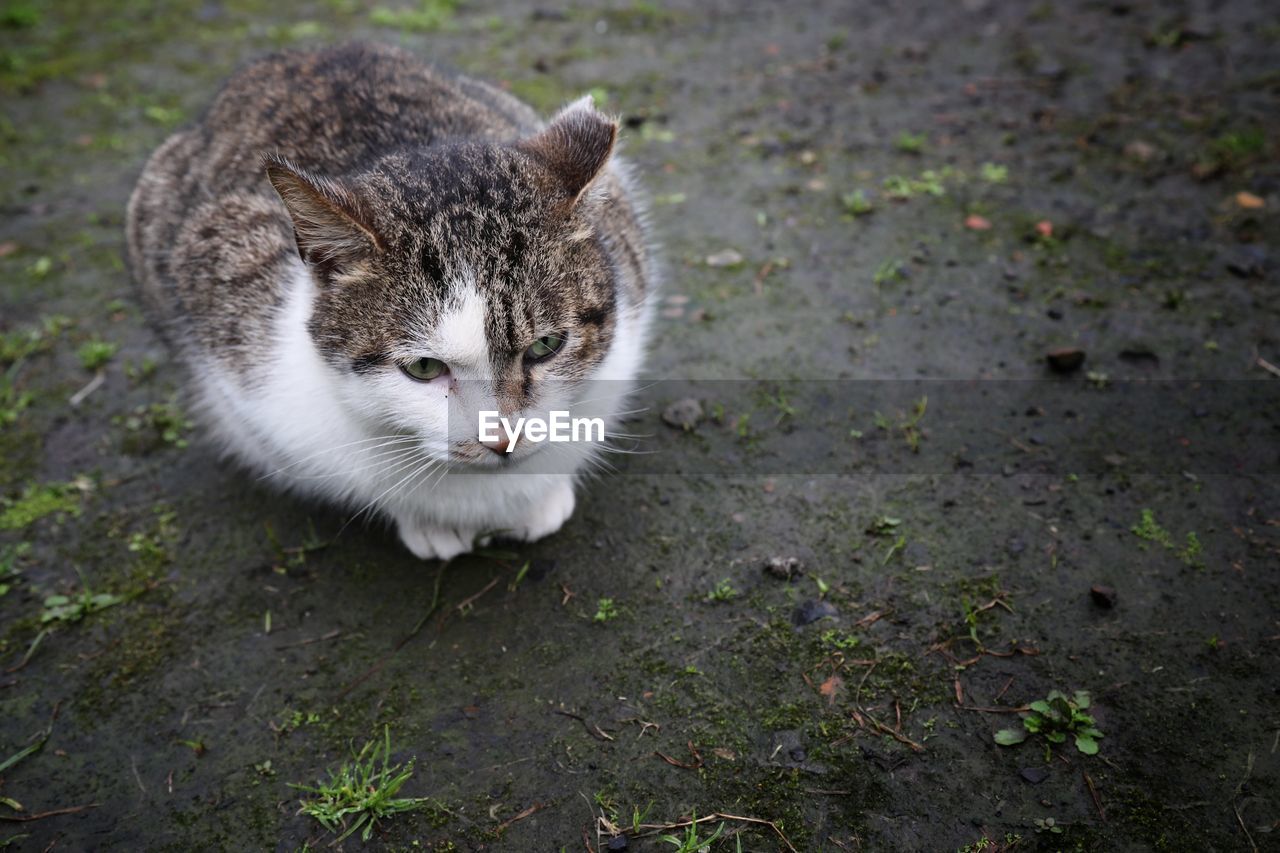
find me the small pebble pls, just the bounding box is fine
[1046,347,1086,373]
[661,398,703,431]
[1020,766,1050,784]
[1090,584,1117,608]
[764,556,805,580]
[705,248,743,267]
[792,599,837,626]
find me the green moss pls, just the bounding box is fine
[0,480,85,530]
[503,75,573,113]
[759,701,811,731]
[369,0,456,32]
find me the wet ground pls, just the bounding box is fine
[2,0,1278,850]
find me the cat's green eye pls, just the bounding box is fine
[526,333,567,362]
[401,357,447,382]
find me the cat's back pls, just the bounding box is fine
[126,42,541,346]
[191,42,540,191]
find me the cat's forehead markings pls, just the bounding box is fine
[427,268,491,375]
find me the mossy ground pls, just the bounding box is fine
[2,0,1278,849]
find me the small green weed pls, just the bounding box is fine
[116,401,193,452]
[593,597,618,623]
[76,339,117,371]
[841,189,874,216]
[291,726,434,842]
[0,541,28,597]
[1132,509,1205,567]
[895,131,926,153]
[660,812,727,852]
[866,515,901,536]
[873,258,904,287]
[370,0,456,31]
[957,833,1022,853]
[995,689,1104,756]
[706,578,738,603]
[883,168,950,199]
[41,571,124,624]
[819,629,860,651]
[979,162,1009,183]
[872,396,928,451]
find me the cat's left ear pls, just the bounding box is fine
[518,96,618,207]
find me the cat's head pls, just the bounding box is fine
[265,97,630,467]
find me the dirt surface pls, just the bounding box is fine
[2,0,1278,850]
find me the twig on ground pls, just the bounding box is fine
[339,563,447,697]
[553,709,614,742]
[455,577,499,614]
[633,812,798,853]
[68,371,105,406]
[1082,770,1105,820]
[494,802,547,836]
[0,803,99,822]
[275,629,342,650]
[655,741,703,770]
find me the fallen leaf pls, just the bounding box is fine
[964,214,992,231]
[705,248,744,268]
[819,674,843,704]
[1235,191,1265,209]
[1035,220,1053,238]
[1124,140,1158,162]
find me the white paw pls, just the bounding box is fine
[508,480,576,543]
[396,520,479,561]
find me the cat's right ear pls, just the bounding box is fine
[263,154,384,273]
[518,96,618,207]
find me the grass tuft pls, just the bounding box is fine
[291,726,433,842]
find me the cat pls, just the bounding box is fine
[126,42,654,560]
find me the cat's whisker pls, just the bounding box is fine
[256,434,419,481]
[337,455,441,539]
[570,380,660,409]
[603,405,653,419]
[286,445,424,482]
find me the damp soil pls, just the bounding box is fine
[1,0,1278,850]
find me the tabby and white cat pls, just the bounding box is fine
[127,43,653,560]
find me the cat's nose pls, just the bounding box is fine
[480,436,510,455]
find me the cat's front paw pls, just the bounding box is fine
[396,520,480,561]
[508,480,577,543]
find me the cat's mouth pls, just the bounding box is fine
[450,440,528,469]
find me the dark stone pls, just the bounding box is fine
[1046,347,1086,373]
[792,599,838,626]
[1090,584,1117,608]
[1226,247,1269,279]
[1119,348,1160,368]
[1020,766,1050,784]
[607,835,629,851]
[1006,537,1027,556]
